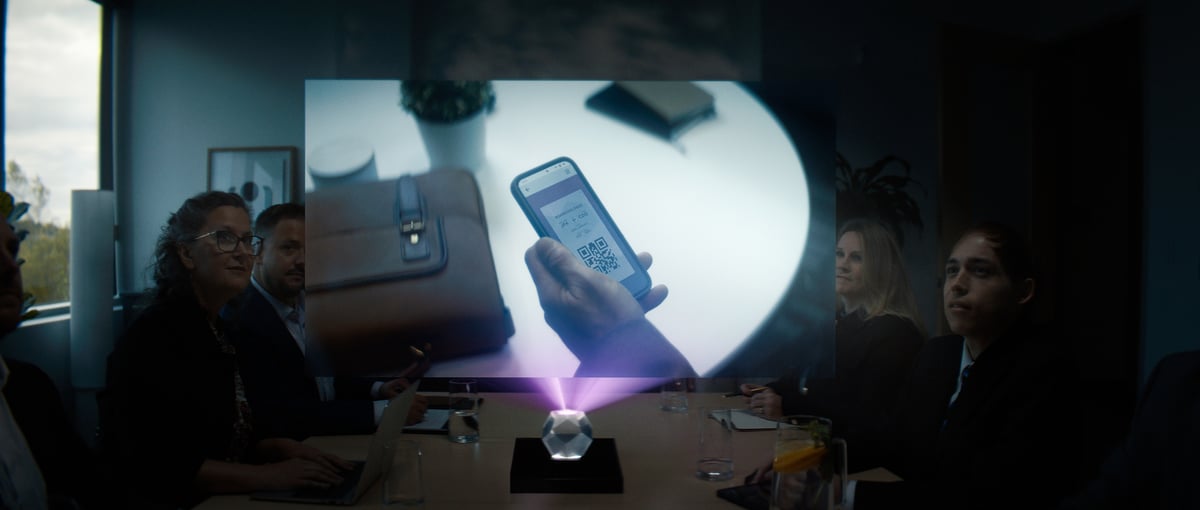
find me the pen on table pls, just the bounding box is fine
[724,385,770,397]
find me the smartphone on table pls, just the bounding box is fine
[511,156,652,298]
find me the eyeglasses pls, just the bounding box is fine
[190,230,264,256]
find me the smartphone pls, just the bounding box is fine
[511,157,652,298]
[715,483,770,510]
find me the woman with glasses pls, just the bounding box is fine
[101,192,352,509]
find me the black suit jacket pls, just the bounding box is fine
[227,285,376,439]
[3,358,119,509]
[769,312,924,471]
[1060,350,1200,510]
[856,323,1090,510]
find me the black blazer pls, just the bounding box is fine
[856,324,1090,510]
[227,285,376,439]
[1060,350,1200,510]
[3,358,118,509]
[769,312,924,471]
[100,292,256,509]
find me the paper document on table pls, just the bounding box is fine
[713,409,779,431]
[403,408,450,433]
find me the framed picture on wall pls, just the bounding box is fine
[207,146,301,213]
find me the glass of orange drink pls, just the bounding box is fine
[770,415,846,510]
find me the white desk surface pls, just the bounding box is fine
[305,81,810,377]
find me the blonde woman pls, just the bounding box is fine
[744,218,924,469]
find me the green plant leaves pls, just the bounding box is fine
[1,189,40,320]
[835,153,926,247]
[8,202,29,223]
[400,81,495,123]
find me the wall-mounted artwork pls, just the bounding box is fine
[207,146,301,214]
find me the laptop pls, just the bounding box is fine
[250,383,418,505]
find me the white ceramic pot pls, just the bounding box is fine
[416,109,486,171]
[307,138,378,190]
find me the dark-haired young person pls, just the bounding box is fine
[847,222,1091,510]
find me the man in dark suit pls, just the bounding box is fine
[1059,350,1200,510]
[847,223,1095,510]
[230,203,424,439]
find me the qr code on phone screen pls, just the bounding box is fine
[578,237,620,275]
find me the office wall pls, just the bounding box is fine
[115,0,341,294]
[828,13,941,335]
[762,1,942,334]
[103,0,1189,384]
[130,2,1160,363]
[1142,0,1200,381]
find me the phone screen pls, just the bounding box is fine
[513,157,650,297]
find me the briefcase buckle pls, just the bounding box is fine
[402,220,424,244]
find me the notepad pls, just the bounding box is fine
[403,408,450,434]
[712,409,779,431]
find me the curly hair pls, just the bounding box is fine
[149,191,250,304]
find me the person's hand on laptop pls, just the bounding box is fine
[256,438,355,473]
[257,457,347,491]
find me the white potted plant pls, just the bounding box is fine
[400,80,495,172]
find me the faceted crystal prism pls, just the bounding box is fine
[541,410,593,461]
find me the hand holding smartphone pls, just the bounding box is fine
[511,157,652,298]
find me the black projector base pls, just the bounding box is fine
[509,437,623,494]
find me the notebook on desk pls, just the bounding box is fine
[712,409,779,431]
[250,384,417,505]
[585,81,716,141]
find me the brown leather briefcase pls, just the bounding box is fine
[306,168,513,375]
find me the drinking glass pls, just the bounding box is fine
[660,378,689,413]
[447,379,480,443]
[770,415,847,510]
[382,439,424,507]
[696,408,735,480]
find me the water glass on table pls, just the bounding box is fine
[383,439,424,507]
[660,378,689,412]
[448,379,480,444]
[696,408,735,481]
[771,415,847,510]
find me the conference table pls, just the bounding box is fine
[200,392,795,509]
[304,80,813,378]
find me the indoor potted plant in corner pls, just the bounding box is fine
[400,80,495,172]
[835,152,926,248]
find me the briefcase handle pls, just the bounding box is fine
[396,175,431,261]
